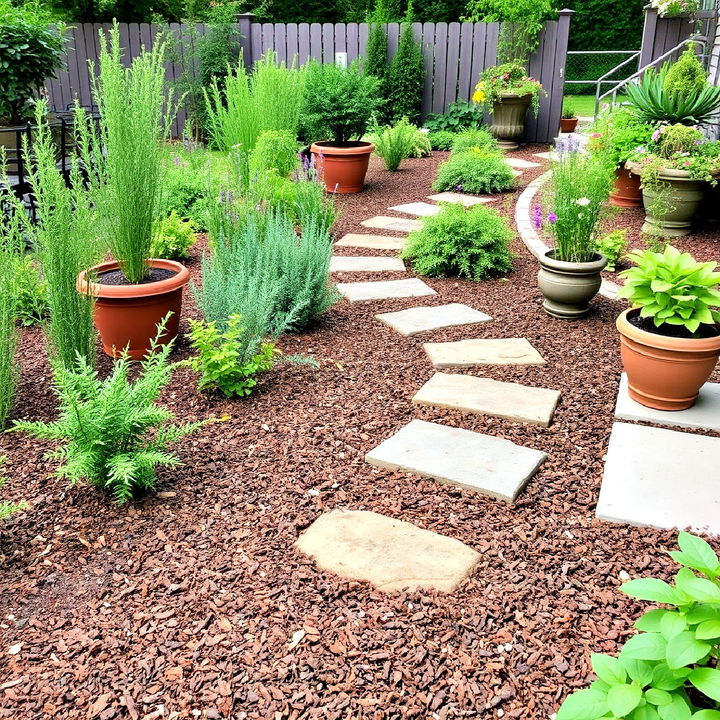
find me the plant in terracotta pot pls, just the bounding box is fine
[536,135,614,319]
[75,24,187,360]
[626,123,720,237]
[616,244,720,410]
[302,60,379,194]
[559,98,578,133]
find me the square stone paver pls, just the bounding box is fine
[330,256,405,273]
[510,169,522,177]
[533,151,554,160]
[412,373,561,427]
[361,216,422,233]
[366,419,546,502]
[423,338,546,368]
[597,422,720,534]
[337,278,436,302]
[375,303,492,336]
[615,374,720,432]
[335,233,406,250]
[427,192,494,206]
[505,157,542,169]
[295,508,480,593]
[389,201,441,217]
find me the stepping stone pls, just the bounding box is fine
[337,278,436,302]
[388,201,441,217]
[597,422,720,534]
[533,151,554,160]
[427,192,494,206]
[412,373,560,427]
[295,508,480,593]
[361,216,422,233]
[615,374,720,433]
[511,169,523,178]
[423,338,546,369]
[505,157,542,169]
[330,256,405,273]
[375,303,492,336]
[335,233,406,250]
[365,419,546,503]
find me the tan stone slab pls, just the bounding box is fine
[505,157,541,169]
[335,233,406,250]
[295,508,480,593]
[412,373,561,427]
[360,215,422,233]
[427,192,494,206]
[389,201,441,217]
[423,338,546,368]
[330,256,405,273]
[375,303,492,336]
[337,278,436,302]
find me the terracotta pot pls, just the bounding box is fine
[560,117,578,133]
[310,141,375,194]
[77,259,190,360]
[490,93,532,150]
[537,250,607,319]
[610,164,642,208]
[617,308,720,411]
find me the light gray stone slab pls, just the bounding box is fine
[511,169,523,178]
[365,419,546,502]
[335,233,406,250]
[427,192,494,206]
[389,201,441,217]
[295,508,480,592]
[330,256,405,273]
[423,338,546,368]
[505,157,542,169]
[533,151,555,160]
[360,216,422,233]
[337,278,436,302]
[375,303,492,336]
[615,374,720,432]
[597,422,720,534]
[412,373,561,427]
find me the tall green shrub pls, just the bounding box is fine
[365,21,389,123]
[386,10,425,124]
[0,240,18,428]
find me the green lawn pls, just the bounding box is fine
[563,94,628,118]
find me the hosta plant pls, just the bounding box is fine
[617,245,720,334]
[557,531,720,720]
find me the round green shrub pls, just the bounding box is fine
[450,127,498,154]
[427,130,458,150]
[664,46,707,99]
[433,149,516,194]
[401,202,514,281]
[249,129,300,178]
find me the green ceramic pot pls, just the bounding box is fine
[490,93,532,150]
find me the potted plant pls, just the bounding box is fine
[535,136,614,318]
[472,61,545,150]
[650,0,700,17]
[302,60,380,193]
[616,244,720,411]
[559,98,578,133]
[626,123,720,237]
[75,24,189,360]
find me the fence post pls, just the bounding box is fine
[547,9,573,142]
[237,12,254,68]
[640,6,659,68]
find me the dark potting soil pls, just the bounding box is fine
[98,266,177,286]
[628,311,720,339]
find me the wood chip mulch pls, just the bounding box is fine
[1,147,718,720]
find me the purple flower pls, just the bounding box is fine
[548,212,558,224]
[172,156,180,165]
[531,204,543,230]
[456,184,463,192]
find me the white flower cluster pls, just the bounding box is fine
[650,0,700,17]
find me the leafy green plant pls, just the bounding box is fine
[13,318,206,504]
[587,108,656,168]
[557,531,720,720]
[249,129,299,178]
[10,254,47,326]
[433,148,516,194]
[473,61,545,116]
[595,229,628,272]
[150,212,197,261]
[427,130,459,150]
[665,46,707,99]
[386,11,425,125]
[187,314,279,398]
[617,245,720,334]
[0,457,25,521]
[369,119,417,170]
[407,128,432,157]
[562,98,577,119]
[450,127,498,154]
[0,244,18,428]
[162,159,212,229]
[424,100,485,133]
[651,0,700,18]
[402,202,514,280]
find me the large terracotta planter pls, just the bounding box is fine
[310,141,375,194]
[560,117,578,133]
[490,93,532,151]
[610,164,642,208]
[538,251,607,319]
[617,308,720,411]
[77,259,190,360]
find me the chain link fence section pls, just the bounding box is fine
[565,50,640,96]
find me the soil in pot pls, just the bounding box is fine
[311,141,374,194]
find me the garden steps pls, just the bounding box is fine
[360,216,422,233]
[330,256,405,273]
[335,233,406,250]
[337,278,436,302]
[375,304,492,336]
[422,338,546,369]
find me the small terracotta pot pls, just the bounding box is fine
[490,93,532,150]
[310,140,375,194]
[560,117,578,133]
[617,308,720,411]
[77,259,190,360]
[610,164,642,208]
[537,251,607,319]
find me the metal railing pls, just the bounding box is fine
[564,50,641,100]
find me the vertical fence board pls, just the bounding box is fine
[432,23,448,113]
[286,23,299,64]
[322,23,335,63]
[298,24,310,65]
[457,22,474,101]
[444,22,461,112]
[420,23,435,117]
[335,22,347,60]
[261,23,274,55]
[387,22,399,58]
[358,22,369,58]
[468,22,486,104]
[347,23,359,63]
[274,23,287,64]
[250,22,262,65]
[310,23,322,61]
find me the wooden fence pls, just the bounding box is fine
[44,11,573,143]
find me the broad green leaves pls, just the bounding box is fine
[608,684,643,716]
[556,689,610,720]
[622,579,684,605]
[689,669,720,702]
[592,654,627,685]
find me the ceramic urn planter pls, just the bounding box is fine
[490,93,532,150]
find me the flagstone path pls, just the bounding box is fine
[423,338,546,368]
[330,256,406,273]
[375,303,492,336]
[335,233,406,250]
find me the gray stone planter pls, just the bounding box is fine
[537,250,608,319]
[490,93,532,150]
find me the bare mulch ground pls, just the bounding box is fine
[1,148,719,720]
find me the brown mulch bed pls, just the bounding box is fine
[1,148,718,720]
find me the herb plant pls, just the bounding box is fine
[433,148,516,194]
[0,457,25,521]
[150,212,197,261]
[424,100,485,133]
[369,119,418,171]
[0,242,18,428]
[557,531,720,720]
[562,98,577,119]
[10,254,47,327]
[450,127,498,154]
[427,130,459,150]
[617,245,720,334]
[595,229,628,272]
[588,108,656,168]
[249,129,300,179]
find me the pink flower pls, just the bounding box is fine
[590,133,601,139]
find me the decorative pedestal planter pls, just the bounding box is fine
[537,251,607,319]
[610,164,642,208]
[490,93,532,151]
[77,259,190,360]
[617,308,720,411]
[560,117,578,133]
[310,141,375,194]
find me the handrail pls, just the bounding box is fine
[593,51,641,113]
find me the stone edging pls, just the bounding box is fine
[514,170,621,301]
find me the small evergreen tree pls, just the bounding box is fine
[365,0,389,124]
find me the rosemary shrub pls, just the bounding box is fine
[0,239,19,428]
